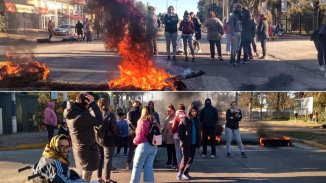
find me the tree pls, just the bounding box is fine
[265,92,293,112]
[197,0,223,23]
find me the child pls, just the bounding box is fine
[116,112,128,156]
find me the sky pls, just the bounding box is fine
[138,0,199,15]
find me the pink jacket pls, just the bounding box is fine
[172,110,186,134]
[44,102,57,126]
[133,118,151,145]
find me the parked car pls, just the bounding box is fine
[53,24,75,36]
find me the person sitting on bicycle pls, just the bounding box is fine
[33,135,84,183]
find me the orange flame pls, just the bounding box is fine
[0,59,49,81]
[108,34,170,90]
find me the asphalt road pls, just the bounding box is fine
[2,32,326,91]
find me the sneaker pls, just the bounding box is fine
[210,155,216,158]
[227,153,231,158]
[201,154,206,158]
[259,56,267,60]
[167,56,171,61]
[233,62,237,67]
[218,56,224,61]
[319,65,325,72]
[191,57,195,62]
[243,60,248,64]
[210,57,215,61]
[197,49,202,53]
[241,152,248,158]
[185,56,188,62]
[171,165,177,169]
[249,55,253,60]
[182,174,192,180]
[176,172,182,180]
[172,56,176,62]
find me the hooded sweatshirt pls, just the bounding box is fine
[199,98,218,130]
[44,102,57,126]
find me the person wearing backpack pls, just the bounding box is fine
[96,98,118,183]
[130,106,158,183]
[176,104,201,181]
[179,11,195,62]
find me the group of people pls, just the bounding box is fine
[47,19,101,42]
[36,93,247,183]
[160,4,270,65]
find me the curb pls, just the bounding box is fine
[0,143,46,151]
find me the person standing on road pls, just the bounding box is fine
[177,104,201,181]
[148,101,160,125]
[94,19,101,40]
[164,6,179,62]
[229,3,243,66]
[237,8,252,64]
[44,101,57,142]
[48,20,54,41]
[116,112,129,157]
[33,134,84,183]
[125,101,142,170]
[257,14,269,60]
[147,6,159,56]
[86,20,94,42]
[311,24,326,74]
[97,98,118,183]
[163,105,177,169]
[249,12,259,59]
[199,98,218,159]
[224,18,231,55]
[190,12,202,53]
[179,11,195,62]
[205,11,224,61]
[130,106,158,183]
[172,104,186,172]
[75,20,83,42]
[64,93,103,182]
[225,101,247,158]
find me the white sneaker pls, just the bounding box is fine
[319,65,325,72]
[197,49,202,53]
[201,154,206,158]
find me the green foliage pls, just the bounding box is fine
[197,0,223,23]
[0,15,6,32]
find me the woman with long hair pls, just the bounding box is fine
[130,106,158,183]
[97,98,118,183]
[205,11,224,61]
[163,105,177,169]
[177,105,201,181]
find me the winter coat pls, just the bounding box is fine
[117,119,128,137]
[147,12,158,35]
[179,18,195,35]
[151,110,160,125]
[241,10,252,41]
[163,115,175,144]
[44,102,57,127]
[178,113,201,148]
[64,101,103,171]
[199,98,218,130]
[257,19,269,40]
[225,108,242,130]
[193,17,202,40]
[205,18,224,41]
[102,110,118,147]
[75,22,83,33]
[33,135,82,183]
[127,106,141,136]
[229,13,242,35]
[164,13,179,33]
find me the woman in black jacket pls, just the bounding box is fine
[177,105,201,181]
[225,101,247,158]
[97,98,118,183]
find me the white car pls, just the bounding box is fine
[53,24,75,36]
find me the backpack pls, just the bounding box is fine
[147,121,162,146]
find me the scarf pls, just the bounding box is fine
[42,135,70,165]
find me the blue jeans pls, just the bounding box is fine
[226,33,231,52]
[130,142,157,183]
[182,34,194,56]
[174,138,182,165]
[165,32,178,57]
[230,33,241,63]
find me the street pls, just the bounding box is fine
[2,32,326,91]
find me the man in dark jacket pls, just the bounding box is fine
[199,98,218,158]
[164,6,179,61]
[257,14,269,59]
[33,135,83,183]
[229,3,243,66]
[237,8,252,63]
[75,20,83,41]
[64,93,103,181]
[125,100,142,170]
